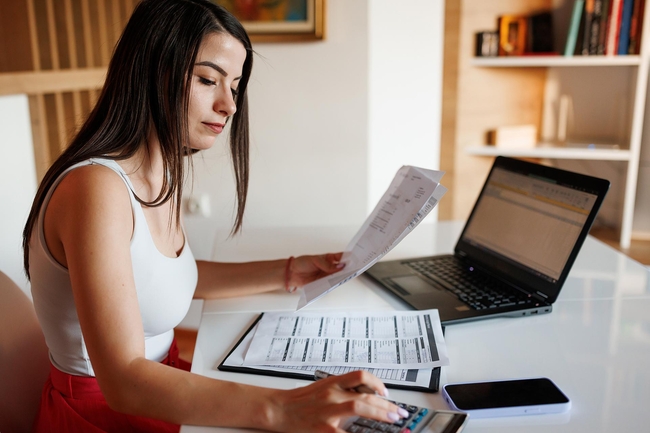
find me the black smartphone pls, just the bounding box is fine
[442,377,571,418]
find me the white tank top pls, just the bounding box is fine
[30,158,198,376]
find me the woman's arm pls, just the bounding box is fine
[194,253,344,299]
[46,167,401,430]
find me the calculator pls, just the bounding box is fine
[342,401,468,433]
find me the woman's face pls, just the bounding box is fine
[188,32,247,150]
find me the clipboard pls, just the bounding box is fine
[217,313,441,393]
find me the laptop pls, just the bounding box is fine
[366,156,610,325]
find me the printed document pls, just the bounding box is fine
[242,309,449,370]
[297,165,446,310]
[219,318,439,389]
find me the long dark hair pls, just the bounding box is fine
[23,0,253,278]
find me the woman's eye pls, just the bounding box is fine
[198,77,216,86]
[231,88,239,98]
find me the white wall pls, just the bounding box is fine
[179,0,446,328]
[0,94,38,296]
[185,0,370,260]
[368,0,445,211]
[184,0,446,261]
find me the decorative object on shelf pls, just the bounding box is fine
[212,0,325,42]
[556,94,573,143]
[498,15,528,55]
[476,31,499,57]
[486,124,538,149]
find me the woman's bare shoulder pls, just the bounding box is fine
[47,163,134,233]
[54,163,131,205]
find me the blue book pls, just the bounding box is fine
[618,0,636,54]
[565,0,586,56]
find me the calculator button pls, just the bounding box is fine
[406,405,419,413]
[355,418,378,428]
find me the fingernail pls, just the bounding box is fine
[387,412,401,422]
[382,388,390,398]
[398,408,409,418]
[336,262,345,269]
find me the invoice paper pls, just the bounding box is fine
[297,165,446,310]
[241,309,449,370]
[219,319,438,390]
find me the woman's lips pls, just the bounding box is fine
[203,122,224,134]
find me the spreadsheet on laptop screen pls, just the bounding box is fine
[462,167,598,282]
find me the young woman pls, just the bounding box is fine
[23,0,409,431]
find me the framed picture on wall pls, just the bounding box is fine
[213,0,326,42]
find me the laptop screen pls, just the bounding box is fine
[455,157,609,302]
[461,167,599,283]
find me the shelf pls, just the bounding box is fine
[465,145,632,161]
[471,55,642,67]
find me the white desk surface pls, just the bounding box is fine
[181,221,650,433]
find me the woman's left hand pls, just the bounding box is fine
[286,252,345,291]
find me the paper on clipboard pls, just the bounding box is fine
[297,166,446,310]
[218,313,442,392]
[241,309,449,370]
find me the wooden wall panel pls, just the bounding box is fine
[0,1,33,72]
[441,0,551,221]
[0,0,136,179]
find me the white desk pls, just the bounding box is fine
[181,221,650,433]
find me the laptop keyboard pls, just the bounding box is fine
[406,257,536,311]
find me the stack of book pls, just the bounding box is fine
[474,1,645,58]
[565,0,646,56]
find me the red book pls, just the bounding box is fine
[606,0,624,54]
[629,0,646,53]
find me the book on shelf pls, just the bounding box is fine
[589,0,605,53]
[527,12,554,53]
[628,0,646,53]
[606,0,624,54]
[618,0,637,54]
[597,0,612,54]
[566,0,586,55]
[582,0,596,54]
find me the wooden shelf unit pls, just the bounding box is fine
[441,0,650,248]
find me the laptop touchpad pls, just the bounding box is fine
[389,276,438,295]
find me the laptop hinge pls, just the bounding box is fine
[535,291,548,300]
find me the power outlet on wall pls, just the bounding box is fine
[184,194,211,218]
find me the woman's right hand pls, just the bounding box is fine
[268,370,409,432]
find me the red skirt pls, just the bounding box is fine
[33,339,191,433]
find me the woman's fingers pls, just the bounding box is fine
[320,371,406,422]
[290,252,346,287]
[276,371,408,432]
[331,370,389,398]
